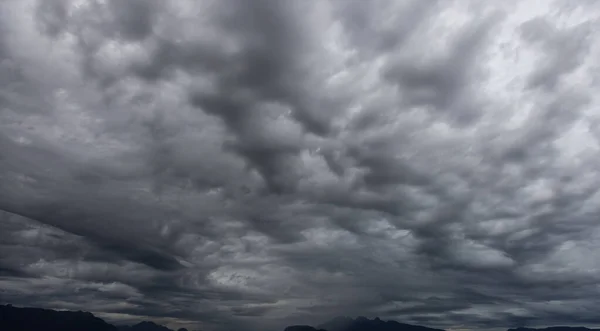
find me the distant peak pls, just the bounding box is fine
[316,315,445,331]
[285,325,320,331]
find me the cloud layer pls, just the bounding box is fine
[2,0,600,330]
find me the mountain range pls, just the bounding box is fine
[0,304,595,331]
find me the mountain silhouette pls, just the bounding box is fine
[118,320,175,331]
[3,303,599,331]
[0,304,179,331]
[284,325,327,331]
[508,328,599,331]
[318,316,444,331]
[286,316,444,331]
[0,304,118,331]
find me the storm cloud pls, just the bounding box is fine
[2,0,600,330]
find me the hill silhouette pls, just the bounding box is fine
[285,316,444,331]
[320,316,444,331]
[0,304,192,331]
[117,321,189,331]
[284,325,328,331]
[3,303,599,331]
[0,304,118,331]
[118,320,176,331]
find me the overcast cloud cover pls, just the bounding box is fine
[2,0,600,330]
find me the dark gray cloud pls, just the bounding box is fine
[2,1,600,331]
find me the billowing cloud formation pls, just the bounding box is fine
[2,0,600,330]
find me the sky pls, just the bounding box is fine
[1,0,600,330]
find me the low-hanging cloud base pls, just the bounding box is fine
[2,1,600,331]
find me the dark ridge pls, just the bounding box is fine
[5,304,600,331]
[285,325,327,331]
[0,304,180,331]
[0,304,117,331]
[317,316,445,331]
[508,328,600,331]
[118,320,175,331]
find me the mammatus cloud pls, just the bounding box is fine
[2,0,600,330]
